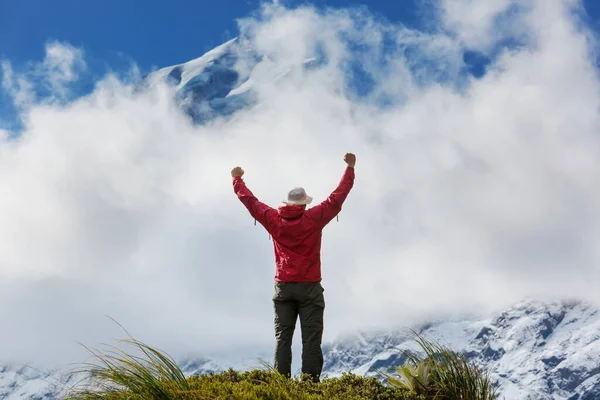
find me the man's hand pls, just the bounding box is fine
[344,153,356,168]
[231,166,244,178]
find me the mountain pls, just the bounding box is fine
[2,299,599,399]
[140,37,319,124]
[140,38,257,124]
[0,364,71,400]
[322,299,600,399]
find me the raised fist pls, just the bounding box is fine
[344,153,356,168]
[231,166,244,178]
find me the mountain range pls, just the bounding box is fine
[2,299,599,399]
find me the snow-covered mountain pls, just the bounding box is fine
[322,299,600,400]
[140,38,258,124]
[2,299,599,399]
[0,364,73,400]
[140,36,319,124]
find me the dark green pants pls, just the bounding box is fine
[273,281,325,382]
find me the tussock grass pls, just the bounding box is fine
[67,337,189,400]
[64,337,418,399]
[64,331,495,399]
[384,333,497,400]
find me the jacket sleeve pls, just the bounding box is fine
[233,177,276,230]
[307,167,355,227]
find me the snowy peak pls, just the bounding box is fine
[141,37,260,124]
[149,38,241,90]
[467,300,600,399]
[319,300,600,399]
[142,37,325,124]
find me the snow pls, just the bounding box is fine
[147,38,239,90]
[317,299,600,399]
[143,38,325,125]
[175,38,239,89]
[227,77,254,97]
[0,364,69,400]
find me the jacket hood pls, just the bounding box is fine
[278,204,306,219]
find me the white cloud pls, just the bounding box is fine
[437,0,525,50]
[1,60,14,90]
[1,61,36,107]
[0,0,599,369]
[1,41,85,110]
[41,41,86,96]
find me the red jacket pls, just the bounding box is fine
[233,167,355,282]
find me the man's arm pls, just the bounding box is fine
[231,166,276,229]
[306,153,356,226]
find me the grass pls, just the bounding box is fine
[66,363,418,399]
[384,332,497,400]
[67,338,189,400]
[63,331,496,400]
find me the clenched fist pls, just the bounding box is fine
[231,166,244,178]
[344,153,356,168]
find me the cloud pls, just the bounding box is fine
[437,0,524,50]
[41,41,86,96]
[0,0,600,369]
[1,41,85,110]
[1,61,36,108]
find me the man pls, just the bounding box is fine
[231,153,356,382]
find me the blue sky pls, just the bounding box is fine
[0,0,424,74]
[2,0,599,73]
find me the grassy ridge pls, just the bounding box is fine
[67,369,417,399]
[64,334,496,400]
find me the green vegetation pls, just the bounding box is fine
[386,359,433,396]
[385,333,497,400]
[64,333,496,400]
